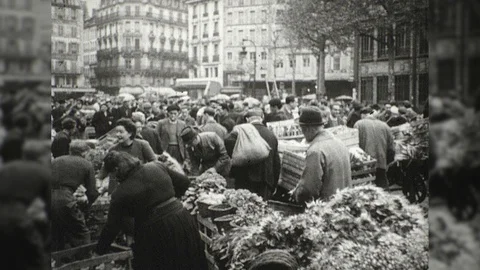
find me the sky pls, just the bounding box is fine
[84,0,101,16]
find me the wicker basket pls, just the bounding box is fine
[213,214,236,232]
[209,204,237,220]
[247,249,299,270]
[197,201,214,218]
[267,200,305,215]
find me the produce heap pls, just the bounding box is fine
[212,186,428,270]
[394,119,429,161]
[181,170,227,215]
[223,189,273,227]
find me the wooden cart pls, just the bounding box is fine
[51,243,133,270]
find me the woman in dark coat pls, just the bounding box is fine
[96,151,208,270]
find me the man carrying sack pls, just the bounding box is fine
[225,108,280,200]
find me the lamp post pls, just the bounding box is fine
[239,39,257,97]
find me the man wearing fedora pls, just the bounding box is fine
[292,106,352,203]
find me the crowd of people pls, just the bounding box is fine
[49,91,428,269]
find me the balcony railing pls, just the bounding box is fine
[202,56,209,63]
[94,11,188,27]
[212,55,220,62]
[52,66,83,74]
[52,51,78,61]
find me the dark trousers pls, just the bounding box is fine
[167,145,184,164]
[51,189,90,251]
[375,168,390,191]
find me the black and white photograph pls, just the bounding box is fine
[1,0,480,269]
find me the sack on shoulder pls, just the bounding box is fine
[231,123,271,167]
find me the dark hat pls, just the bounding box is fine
[269,98,283,108]
[167,104,180,112]
[398,107,407,115]
[204,107,216,116]
[360,107,373,114]
[245,108,263,118]
[180,126,198,143]
[298,106,324,126]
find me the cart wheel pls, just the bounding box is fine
[403,173,427,204]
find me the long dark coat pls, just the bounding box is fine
[224,122,281,200]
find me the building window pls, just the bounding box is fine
[394,75,410,101]
[360,34,374,61]
[239,0,244,5]
[227,52,232,60]
[249,29,255,41]
[204,3,208,15]
[69,43,78,54]
[261,51,267,60]
[250,11,255,23]
[261,29,267,44]
[126,6,131,16]
[135,6,140,16]
[135,21,140,31]
[58,25,64,36]
[435,2,456,33]
[125,59,132,69]
[333,55,340,70]
[203,45,208,56]
[360,77,374,103]
[395,25,410,58]
[193,24,197,38]
[289,58,295,68]
[214,44,219,55]
[261,10,267,21]
[377,27,388,59]
[239,11,244,24]
[303,56,310,67]
[227,12,232,24]
[377,76,389,103]
[438,59,455,92]
[203,23,208,37]
[418,73,429,104]
[418,25,428,56]
[228,0,232,6]
[214,1,218,11]
[214,22,219,33]
[71,26,77,38]
[238,30,243,44]
[250,52,255,60]
[126,38,131,48]
[22,18,34,33]
[227,30,232,45]
[205,68,209,77]
[276,60,283,68]
[193,46,197,58]
[215,67,218,77]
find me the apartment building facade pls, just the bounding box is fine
[0,0,50,89]
[222,0,355,99]
[187,0,223,80]
[51,0,85,88]
[83,15,98,87]
[94,0,189,94]
[430,0,480,104]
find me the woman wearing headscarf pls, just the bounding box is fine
[96,151,207,270]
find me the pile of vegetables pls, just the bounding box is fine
[349,146,374,169]
[212,185,428,270]
[394,118,429,161]
[181,170,227,214]
[223,189,273,227]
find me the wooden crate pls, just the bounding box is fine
[351,159,376,186]
[197,214,218,252]
[325,126,359,149]
[267,120,304,140]
[278,151,306,191]
[51,243,132,270]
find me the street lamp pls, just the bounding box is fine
[239,39,257,97]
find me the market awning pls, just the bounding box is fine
[119,86,144,95]
[52,87,96,93]
[174,79,222,99]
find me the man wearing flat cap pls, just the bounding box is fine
[157,105,187,164]
[225,108,281,200]
[292,106,352,203]
[354,107,395,190]
[200,107,228,140]
[180,126,231,177]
